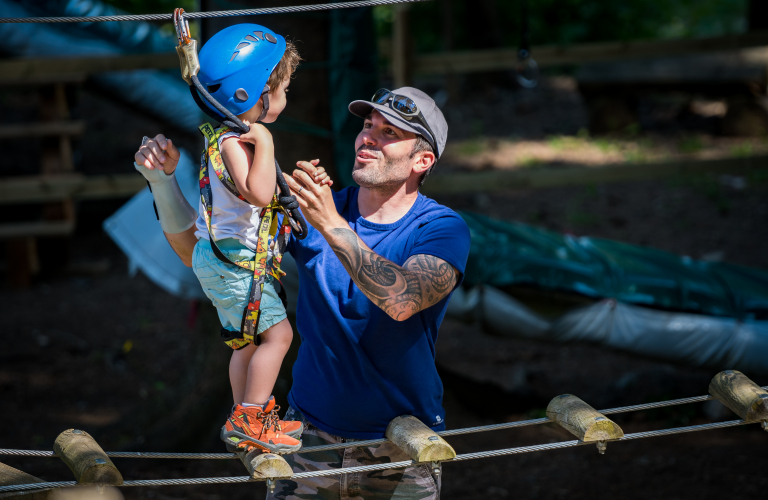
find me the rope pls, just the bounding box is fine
[0,0,428,23]
[0,420,754,494]
[2,386,765,460]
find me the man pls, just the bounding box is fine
[135,87,471,499]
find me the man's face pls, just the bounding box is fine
[352,110,418,189]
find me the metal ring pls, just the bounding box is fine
[298,186,303,194]
[141,136,150,146]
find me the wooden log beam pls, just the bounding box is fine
[237,450,292,495]
[53,430,123,486]
[0,54,178,83]
[546,394,624,453]
[0,174,146,205]
[422,154,768,195]
[709,370,768,429]
[413,31,768,75]
[0,462,59,499]
[385,415,456,467]
[0,122,85,140]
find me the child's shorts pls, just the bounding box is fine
[192,237,287,346]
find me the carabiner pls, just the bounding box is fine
[173,8,200,86]
[173,8,192,47]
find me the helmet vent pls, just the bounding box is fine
[253,31,263,40]
[245,35,259,42]
[207,84,221,93]
[235,42,250,50]
[264,33,277,44]
[235,88,249,102]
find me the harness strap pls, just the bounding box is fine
[198,123,291,349]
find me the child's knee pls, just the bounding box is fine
[260,319,292,350]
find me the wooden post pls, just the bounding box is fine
[385,415,456,475]
[53,430,123,486]
[709,370,768,430]
[0,461,60,499]
[237,450,292,494]
[391,5,411,88]
[546,395,624,453]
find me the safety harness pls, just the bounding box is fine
[198,123,292,349]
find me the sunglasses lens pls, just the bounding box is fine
[392,95,418,114]
[372,89,391,104]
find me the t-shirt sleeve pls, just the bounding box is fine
[408,213,471,286]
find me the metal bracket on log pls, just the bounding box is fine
[709,370,768,431]
[53,429,123,485]
[385,415,456,475]
[0,461,60,499]
[546,394,625,454]
[237,449,292,494]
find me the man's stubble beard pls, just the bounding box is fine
[352,148,411,193]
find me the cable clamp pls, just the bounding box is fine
[174,8,199,85]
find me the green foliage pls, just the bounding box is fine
[376,0,749,55]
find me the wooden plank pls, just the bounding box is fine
[0,174,145,204]
[237,449,293,480]
[709,370,768,425]
[546,394,624,453]
[422,154,768,195]
[0,221,75,239]
[413,31,768,75]
[0,461,58,499]
[0,53,178,82]
[0,122,85,140]
[385,415,456,463]
[53,429,123,486]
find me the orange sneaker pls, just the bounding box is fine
[221,398,303,455]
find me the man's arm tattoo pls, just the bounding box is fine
[328,228,458,320]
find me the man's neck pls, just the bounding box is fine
[357,180,420,224]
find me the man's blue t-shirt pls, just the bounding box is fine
[287,187,471,439]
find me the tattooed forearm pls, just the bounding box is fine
[328,228,458,321]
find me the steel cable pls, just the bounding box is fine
[1,386,765,460]
[0,420,756,494]
[0,0,428,23]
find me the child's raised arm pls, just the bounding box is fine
[220,121,277,207]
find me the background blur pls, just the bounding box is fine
[1,0,767,499]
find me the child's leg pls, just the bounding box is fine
[229,343,258,404]
[243,318,293,405]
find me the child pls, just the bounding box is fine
[191,24,331,455]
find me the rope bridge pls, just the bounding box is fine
[1,371,766,494]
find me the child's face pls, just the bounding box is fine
[259,76,291,124]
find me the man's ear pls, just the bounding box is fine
[412,149,435,175]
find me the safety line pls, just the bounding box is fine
[0,420,753,494]
[1,387,765,459]
[0,0,429,23]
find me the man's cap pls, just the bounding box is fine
[348,87,448,158]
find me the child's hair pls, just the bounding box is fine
[267,41,301,93]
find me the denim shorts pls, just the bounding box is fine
[192,237,287,339]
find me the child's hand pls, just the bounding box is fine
[296,159,333,187]
[238,120,271,145]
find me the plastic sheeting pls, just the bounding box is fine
[102,150,205,300]
[0,0,201,132]
[461,211,768,320]
[467,285,768,375]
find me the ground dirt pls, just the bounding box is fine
[2,77,767,499]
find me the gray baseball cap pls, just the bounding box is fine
[348,87,448,158]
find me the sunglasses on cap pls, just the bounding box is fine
[371,89,438,156]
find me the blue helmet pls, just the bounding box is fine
[196,24,286,118]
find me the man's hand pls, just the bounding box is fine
[135,134,180,176]
[285,160,342,233]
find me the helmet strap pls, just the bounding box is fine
[257,84,271,122]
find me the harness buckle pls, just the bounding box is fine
[174,8,200,85]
